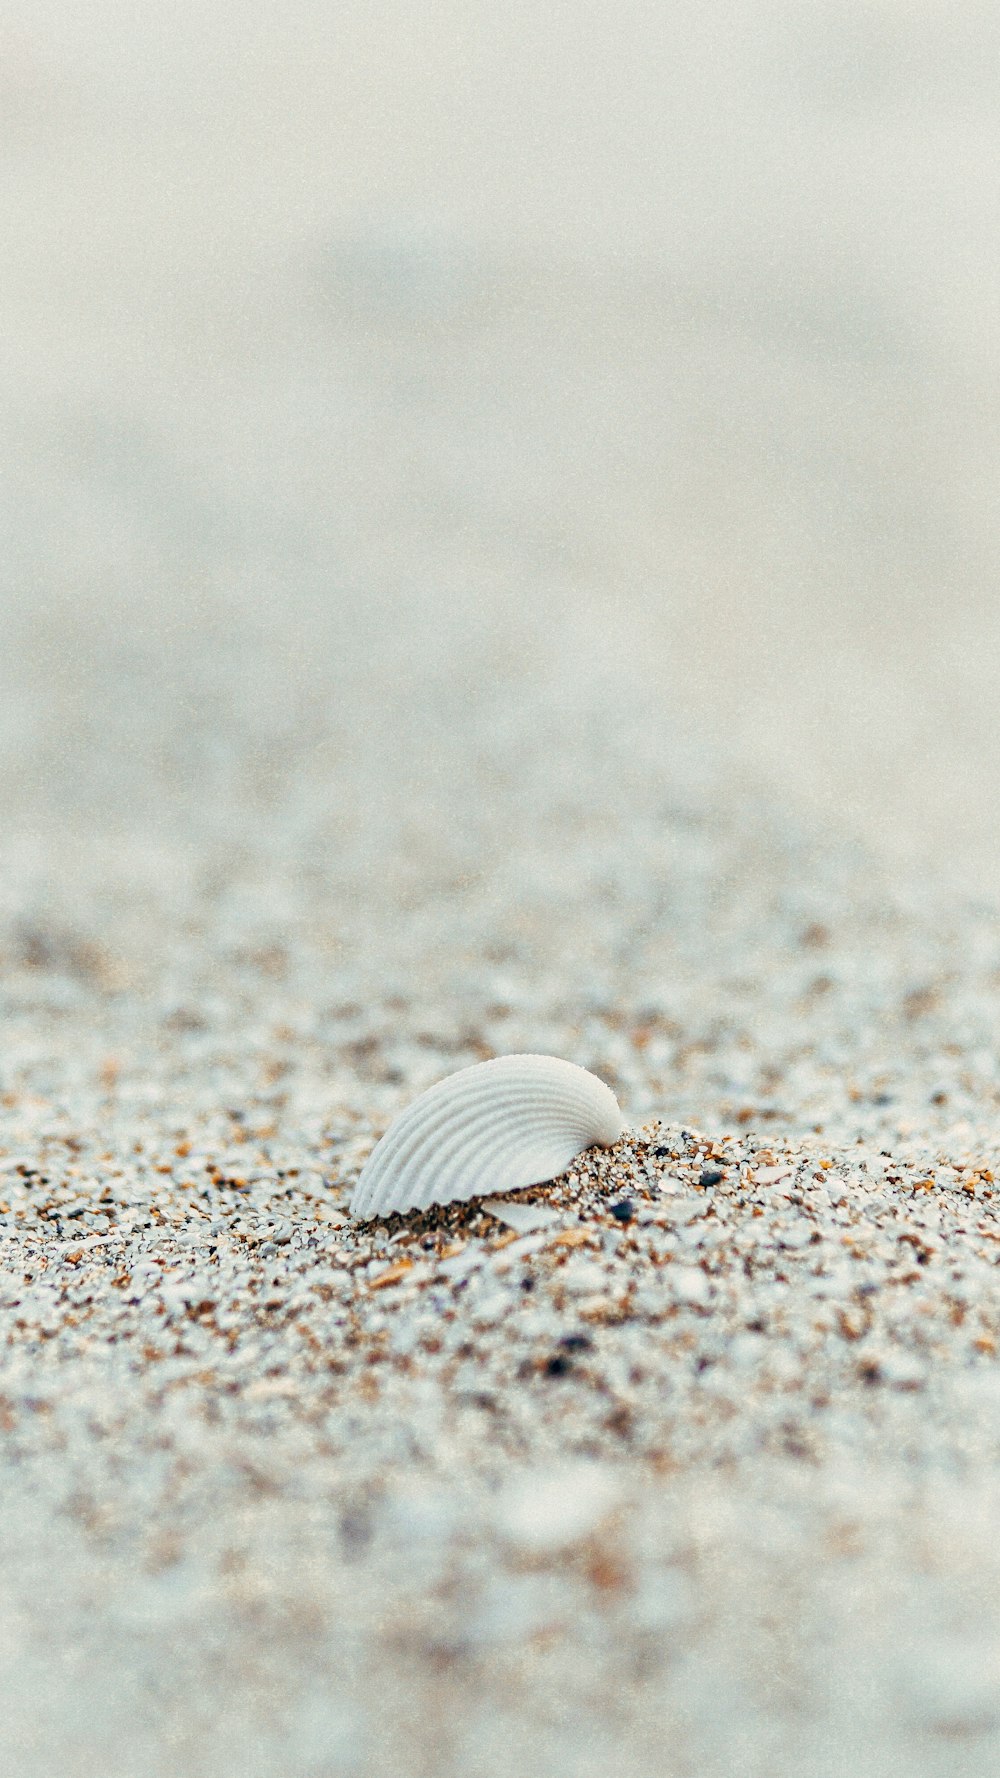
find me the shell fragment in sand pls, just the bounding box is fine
[350,1054,623,1219]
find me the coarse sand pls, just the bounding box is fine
[5,687,1000,1778]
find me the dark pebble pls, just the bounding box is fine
[559,1333,593,1352]
[610,1199,635,1222]
[699,1167,725,1187]
[544,1354,573,1377]
[339,1508,373,1553]
[653,1145,671,1158]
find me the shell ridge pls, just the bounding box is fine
[385,1077,612,1212]
[390,1088,597,1211]
[413,1108,587,1211]
[359,1068,579,1182]
[350,1055,624,1218]
[358,1075,596,1210]
[356,1089,481,1209]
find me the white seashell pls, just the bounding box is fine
[350,1054,624,1220]
[480,1197,562,1233]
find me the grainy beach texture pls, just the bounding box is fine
[4,6,1000,1776]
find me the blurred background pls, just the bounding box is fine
[2,0,1000,922]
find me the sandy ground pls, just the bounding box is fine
[4,5,1000,1775]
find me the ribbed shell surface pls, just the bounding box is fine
[350,1054,624,1219]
